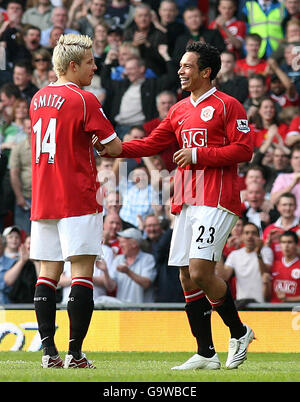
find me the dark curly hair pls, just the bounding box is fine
[185,42,221,81]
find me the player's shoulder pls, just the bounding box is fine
[64,83,98,102]
[213,90,246,113]
[168,96,190,117]
[213,90,241,105]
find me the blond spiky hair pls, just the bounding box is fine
[52,34,93,77]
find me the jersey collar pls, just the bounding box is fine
[49,81,79,87]
[190,87,217,107]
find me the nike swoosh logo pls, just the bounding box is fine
[198,245,210,250]
[178,120,185,125]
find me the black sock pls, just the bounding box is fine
[67,278,94,358]
[34,277,58,356]
[184,292,215,358]
[211,283,246,339]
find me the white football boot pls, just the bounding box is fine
[171,353,221,370]
[225,324,254,369]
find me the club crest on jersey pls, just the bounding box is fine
[236,119,250,133]
[292,268,300,280]
[200,106,215,122]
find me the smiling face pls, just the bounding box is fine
[258,99,276,122]
[178,52,202,92]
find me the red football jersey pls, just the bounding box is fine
[287,115,300,137]
[30,82,116,220]
[271,257,300,302]
[250,123,289,148]
[208,18,246,58]
[263,220,300,261]
[119,87,253,216]
[234,58,267,77]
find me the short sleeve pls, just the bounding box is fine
[83,92,117,143]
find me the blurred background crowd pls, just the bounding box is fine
[1,0,300,307]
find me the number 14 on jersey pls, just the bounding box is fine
[33,118,57,164]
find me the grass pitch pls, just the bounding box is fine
[0,351,300,383]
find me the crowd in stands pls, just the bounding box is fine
[1,0,300,307]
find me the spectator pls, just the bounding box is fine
[241,0,286,58]
[285,112,300,147]
[5,24,41,66]
[235,33,268,78]
[242,182,277,234]
[5,234,39,303]
[104,0,133,30]
[142,214,163,253]
[103,190,122,215]
[208,0,246,59]
[106,26,124,51]
[2,225,21,259]
[40,6,80,47]
[0,233,17,304]
[13,60,38,103]
[96,155,115,201]
[43,25,64,55]
[9,116,31,234]
[251,141,292,193]
[149,208,185,302]
[0,97,28,158]
[0,82,21,122]
[279,43,300,96]
[282,0,300,32]
[223,217,245,259]
[270,17,300,66]
[104,40,156,81]
[265,230,300,302]
[216,50,249,104]
[150,0,185,56]
[92,21,109,74]
[102,211,123,255]
[263,192,300,261]
[270,144,300,217]
[267,58,299,109]
[31,48,52,88]
[101,227,157,303]
[69,0,113,38]
[101,54,177,138]
[21,0,53,31]
[0,1,24,69]
[243,73,268,120]
[123,3,169,76]
[217,222,273,304]
[0,151,8,233]
[249,97,289,148]
[119,165,158,228]
[172,6,226,66]
[143,90,178,172]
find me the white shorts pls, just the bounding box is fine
[168,205,238,266]
[30,213,103,262]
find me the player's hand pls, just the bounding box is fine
[173,148,193,168]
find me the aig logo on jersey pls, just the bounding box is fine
[200,106,215,122]
[181,129,207,148]
[237,119,250,133]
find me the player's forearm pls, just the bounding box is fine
[196,142,253,167]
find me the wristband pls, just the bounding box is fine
[192,148,197,164]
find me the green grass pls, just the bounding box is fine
[0,351,300,383]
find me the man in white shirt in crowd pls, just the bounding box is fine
[217,222,273,303]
